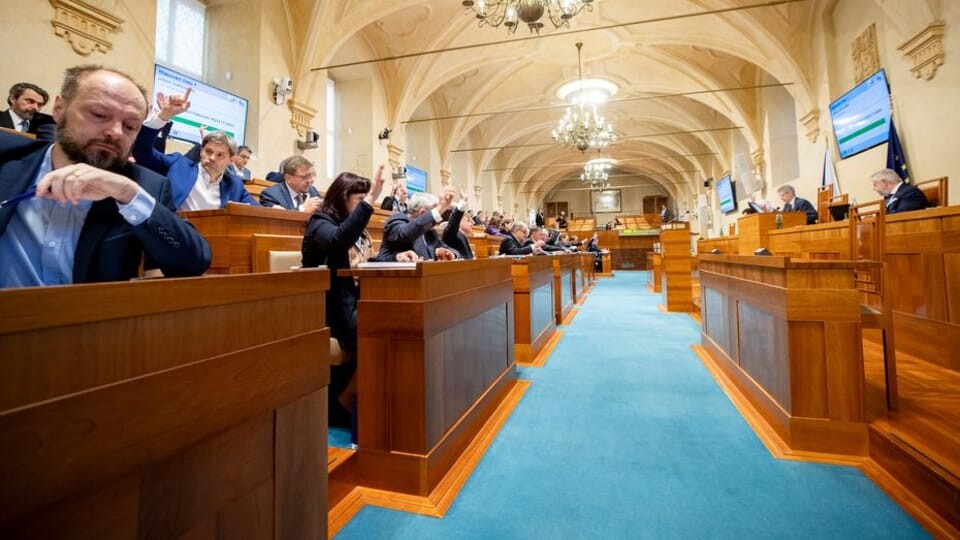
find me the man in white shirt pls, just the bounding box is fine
[131,88,257,211]
[259,155,322,212]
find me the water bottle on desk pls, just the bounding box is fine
[775,212,783,229]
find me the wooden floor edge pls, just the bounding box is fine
[859,459,960,539]
[689,312,702,325]
[561,307,578,326]
[328,380,532,534]
[689,345,866,467]
[518,329,564,368]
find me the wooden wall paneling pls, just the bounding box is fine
[788,321,828,418]
[251,234,305,273]
[646,252,662,292]
[945,253,960,323]
[893,312,960,371]
[824,322,865,422]
[737,301,791,410]
[660,227,693,312]
[737,213,806,255]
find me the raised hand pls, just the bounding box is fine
[437,185,457,213]
[303,196,322,213]
[37,163,139,206]
[156,87,192,121]
[364,164,387,206]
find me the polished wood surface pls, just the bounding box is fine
[343,259,517,497]
[0,271,332,538]
[660,225,692,312]
[698,255,870,455]
[552,254,578,325]
[510,256,558,364]
[737,212,807,255]
[767,220,851,260]
[180,202,310,274]
[697,236,738,256]
[646,252,662,293]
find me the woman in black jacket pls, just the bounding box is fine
[302,166,386,427]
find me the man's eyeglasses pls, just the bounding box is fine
[289,172,317,180]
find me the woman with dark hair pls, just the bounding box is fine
[302,166,387,428]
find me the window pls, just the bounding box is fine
[156,0,206,78]
[326,79,336,180]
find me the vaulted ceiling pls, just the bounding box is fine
[283,0,824,205]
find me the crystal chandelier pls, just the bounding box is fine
[461,0,595,34]
[551,42,616,152]
[581,157,614,190]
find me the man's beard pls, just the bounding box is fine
[55,115,129,171]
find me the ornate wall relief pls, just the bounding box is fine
[49,0,124,56]
[852,23,881,83]
[899,22,945,80]
[799,109,820,144]
[287,99,317,137]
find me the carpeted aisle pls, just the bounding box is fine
[336,271,927,539]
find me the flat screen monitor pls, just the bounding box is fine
[405,165,427,194]
[716,174,737,214]
[829,69,891,159]
[152,64,249,145]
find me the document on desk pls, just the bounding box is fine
[357,261,418,269]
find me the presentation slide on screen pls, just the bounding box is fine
[829,71,890,158]
[406,166,427,193]
[152,65,248,145]
[716,176,736,213]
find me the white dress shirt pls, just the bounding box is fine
[179,167,223,211]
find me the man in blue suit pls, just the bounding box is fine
[0,66,211,288]
[377,187,460,261]
[871,168,928,214]
[132,88,256,211]
[777,184,818,224]
[259,155,322,212]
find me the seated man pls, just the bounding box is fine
[871,168,928,214]
[228,145,253,181]
[132,89,256,211]
[499,222,544,256]
[2,82,56,140]
[380,182,408,213]
[527,226,565,252]
[0,65,211,288]
[555,211,567,229]
[441,190,475,260]
[777,184,817,224]
[586,232,602,270]
[259,155,322,212]
[377,187,459,261]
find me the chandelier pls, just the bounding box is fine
[551,42,616,152]
[581,157,614,190]
[461,0,595,34]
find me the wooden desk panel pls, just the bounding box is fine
[660,227,692,312]
[511,257,557,363]
[553,255,578,324]
[646,252,662,293]
[698,236,738,256]
[0,271,331,538]
[737,213,807,255]
[345,259,517,496]
[614,234,657,270]
[767,221,850,260]
[698,255,868,455]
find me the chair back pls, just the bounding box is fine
[914,176,948,208]
[849,200,885,306]
[817,185,831,223]
[268,251,302,272]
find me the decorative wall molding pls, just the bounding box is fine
[799,109,820,143]
[899,22,945,81]
[287,99,317,138]
[440,169,452,186]
[474,185,482,198]
[851,23,881,84]
[751,148,765,175]
[386,144,404,172]
[49,0,124,56]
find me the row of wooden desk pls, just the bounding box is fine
[1,202,599,537]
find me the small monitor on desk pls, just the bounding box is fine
[746,201,766,214]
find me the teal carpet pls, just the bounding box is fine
[335,271,927,539]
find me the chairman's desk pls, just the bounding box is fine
[698,255,871,455]
[180,202,392,274]
[0,271,332,538]
[342,259,517,497]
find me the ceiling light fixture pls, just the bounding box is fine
[461,0,594,34]
[581,157,615,189]
[551,42,616,152]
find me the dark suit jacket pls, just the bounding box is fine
[378,211,458,261]
[301,202,375,348]
[535,212,545,227]
[259,182,321,210]
[380,196,406,213]
[0,110,55,140]
[525,238,564,252]
[442,207,474,259]
[0,133,211,284]
[783,196,818,224]
[886,183,928,214]
[499,234,534,256]
[133,124,257,209]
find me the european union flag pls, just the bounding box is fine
[886,121,910,183]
